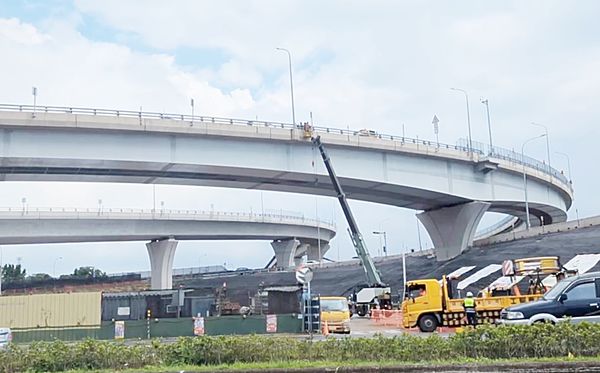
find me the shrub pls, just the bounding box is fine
[1,323,600,372]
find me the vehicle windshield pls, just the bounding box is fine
[321,299,349,312]
[405,284,427,299]
[0,332,8,342]
[543,278,573,300]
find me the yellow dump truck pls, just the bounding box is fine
[401,275,542,332]
[320,296,351,334]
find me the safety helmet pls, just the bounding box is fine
[466,291,474,297]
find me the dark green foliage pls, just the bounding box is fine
[1,264,26,283]
[70,266,107,279]
[1,323,600,372]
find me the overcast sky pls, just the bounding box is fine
[0,0,598,276]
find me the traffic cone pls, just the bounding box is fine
[322,321,329,336]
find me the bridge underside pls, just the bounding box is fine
[0,157,567,226]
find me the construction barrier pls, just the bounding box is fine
[371,309,403,327]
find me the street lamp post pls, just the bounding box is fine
[481,98,493,154]
[522,134,547,229]
[450,88,473,153]
[32,87,38,118]
[531,122,551,173]
[53,256,63,278]
[276,48,296,125]
[372,231,388,256]
[190,98,195,126]
[554,151,572,183]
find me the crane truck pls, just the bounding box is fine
[312,136,391,316]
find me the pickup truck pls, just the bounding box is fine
[500,272,600,325]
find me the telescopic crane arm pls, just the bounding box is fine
[312,136,386,287]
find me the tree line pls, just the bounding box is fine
[1,264,107,284]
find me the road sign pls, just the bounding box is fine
[502,260,515,276]
[296,266,313,284]
[432,115,440,134]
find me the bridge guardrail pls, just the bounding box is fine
[0,206,335,229]
[0,103,570,186]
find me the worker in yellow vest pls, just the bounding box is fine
[463,292,477,327]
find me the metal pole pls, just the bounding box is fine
[416,217,423,251]
[554,151,572,182]
[383,232,387,256]
[522,134,547,229]
[276,48,296,125]
[531,122,551,173]
[307,281,312,337]
[32,87,37,118]
[401,248,407,299]
[481,98,493,154]
[450,88,472,153]
[190,98,195,126]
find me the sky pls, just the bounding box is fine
[0,0,598,276]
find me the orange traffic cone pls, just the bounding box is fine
[322,321,329,336]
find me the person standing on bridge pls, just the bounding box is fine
[463,292,477,327]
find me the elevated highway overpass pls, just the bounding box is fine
[0,104,573,266]
[0,207,335,289]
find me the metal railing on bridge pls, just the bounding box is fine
[0,103,570,186]
[0,206,335,228]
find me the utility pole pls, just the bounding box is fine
[276,48,296,125]
[481,98,493,154]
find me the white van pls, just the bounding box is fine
[0,328,12,349]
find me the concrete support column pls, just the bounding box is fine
[417,201,490,261]
[146,238,178,289]
[306,243,330,261]
[271,238,300,269]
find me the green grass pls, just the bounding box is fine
[62,356,600,373]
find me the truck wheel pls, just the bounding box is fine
[418,314,438,333]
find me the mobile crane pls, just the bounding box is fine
[312,136,391,316]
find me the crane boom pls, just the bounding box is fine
[312,136,385,287]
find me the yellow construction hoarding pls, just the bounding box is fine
[0,292,101,329]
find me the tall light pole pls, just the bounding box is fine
[554,151,572,183]
[480,98,493,154]
[190,98,195,125]
[522,133,547,229]
[372,231,387,256]
[276,47,296,125]
[450,88,473,153]
[32,86,38,118]
[53,256,63,278]
[531,122,551,173]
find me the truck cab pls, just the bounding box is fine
[320,296,351,334]
[402,279,444,331]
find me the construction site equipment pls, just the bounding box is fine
[401,275,542,332]
[493,256,577,295]
[312,136,391,316]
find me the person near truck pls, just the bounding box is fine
[463,291,477,327]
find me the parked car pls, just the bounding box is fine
[500,272,600,325]
[0,328,12,350]
[355,129,378,137]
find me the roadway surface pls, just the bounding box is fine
[0,105,572,227]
